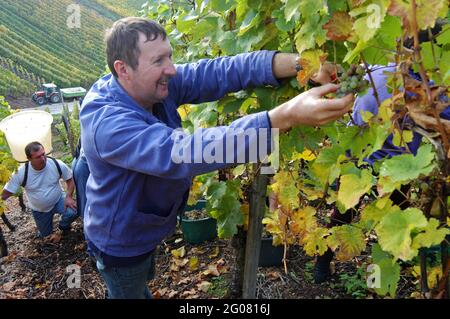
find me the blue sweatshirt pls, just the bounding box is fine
[80,51,279,258]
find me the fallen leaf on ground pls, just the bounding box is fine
[157,287,168,297]
[202,264,220,277]
[189,256,199,271]
[171,246,186,258]
[2,281,16,292]
[197,281,212,293]
[167,290,178,298]
[174,258,189,267]
[208,246,220,258]
[191,247,206,255]
[181,288,199,298]
[178,277,190,285]
[170,263,180,272]
[267,271,281,280]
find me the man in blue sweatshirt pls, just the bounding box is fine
[80,17,354,298]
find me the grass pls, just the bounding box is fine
[207,276,229,298]
[336,265,368,299]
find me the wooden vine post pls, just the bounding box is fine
[242,164,269,298]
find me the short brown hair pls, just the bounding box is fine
[105,17,167,78]
[25,141,44,159]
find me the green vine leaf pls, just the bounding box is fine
[371,244,401,297]
[411,218,450,250]
[375,208,428,261]
[378,144,436,194]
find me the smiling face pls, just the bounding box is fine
[115,33,176,109]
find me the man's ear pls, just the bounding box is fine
[114,60,130,80]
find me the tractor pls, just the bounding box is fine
[31,84,86,106]
[31,83,61,105]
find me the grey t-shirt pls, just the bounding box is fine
[5,159,72,212]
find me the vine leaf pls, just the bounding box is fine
[375,208,428,261]
[326,225,366,261]
[412,265,443,289]
[302,227,331,256]
[360,197,398,230]
[262,209,285,246]
[391,129,413,147]
[388,0,448,37]
[350,0,389,42]
[323,11,355,41]
[371,244,401,297]
[291,206,317,238]
[206,180,243,238]
[270,171,299,210]
[337,169,373,212]
[284,0,301,22]
[411,218,450,250]
[210,195,243,238]
[291,149,316,161]
[296,50,328,86]
[378,143,436,194]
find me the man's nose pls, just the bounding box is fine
[164,62,177,77]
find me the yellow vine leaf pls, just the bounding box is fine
[392,129,413,147]
[262,209,284,237]
[296,50,328,86]
[326,225,366,261]
[241,203,249,231]
[177,105,190,121]
[337,169,373,212]
[269,171,299,210]
[302,227,331,257]
[412,265,443,289]
[187,180,203,205]
[291,206,317,238]
[301,187,324,201]
[0,164,11,184]
[291,149,316,161]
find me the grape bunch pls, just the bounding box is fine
[335,64,369,98]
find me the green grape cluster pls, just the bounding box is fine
[335,65,369,98]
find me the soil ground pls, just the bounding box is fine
[0,196,418,299]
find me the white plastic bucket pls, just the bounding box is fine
[0,110,53,162]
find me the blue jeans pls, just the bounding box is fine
[31,195,78,237]
[94,251,156,299]
[72,155,90,218]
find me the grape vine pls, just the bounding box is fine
[143,0,449,298]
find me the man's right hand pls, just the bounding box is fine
[268,83,353,132]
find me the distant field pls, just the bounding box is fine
[0,0,143,98]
